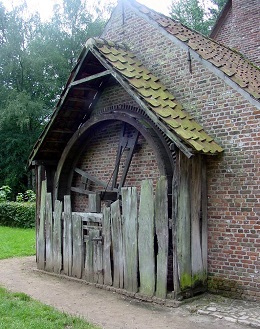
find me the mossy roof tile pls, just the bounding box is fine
[92,39,223,154]
[129,0,260,101]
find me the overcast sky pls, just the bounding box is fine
[2,0,172,19]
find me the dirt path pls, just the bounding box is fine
[0,257,247,329]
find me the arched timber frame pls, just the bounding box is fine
[54,105,176,202]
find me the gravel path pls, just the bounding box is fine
[0,256,248,329]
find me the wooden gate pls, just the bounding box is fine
[37,174,207,300]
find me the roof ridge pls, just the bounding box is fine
[125,0,260,101]
[128,0,259,69]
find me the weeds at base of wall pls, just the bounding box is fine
[208,276,244,299]
[0,202,36,228]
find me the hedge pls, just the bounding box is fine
[0,202,36,228]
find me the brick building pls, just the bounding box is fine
[29,0,260,301]
[210,0,260,67]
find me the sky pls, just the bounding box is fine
[2,0,172,19]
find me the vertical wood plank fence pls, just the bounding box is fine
[37,172,207,300]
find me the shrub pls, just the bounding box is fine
[0,185,12,202]
[16,190,36,202]
[0,202,36,228]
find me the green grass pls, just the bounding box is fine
[0,226,35,259]
[0,287,99,329]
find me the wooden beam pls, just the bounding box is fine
[118,130,139,190]
[69,70,111,87]
[74,168,108,189]
[71,187,96,195]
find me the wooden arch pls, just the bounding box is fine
[54,105,176,202]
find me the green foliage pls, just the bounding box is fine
[0,226,35,259]
[0,0,109,195]
[169,0,227,35]
[16,190,36,202]
[0,286,99,329]
[0,202,36,228]
[0,186,11,202]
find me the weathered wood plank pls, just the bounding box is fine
[93,239,103,284]
[72,214,83,279]
[172,161,180,298]
[111,200,124,289]
[103,206,112,286]
[85,229,99,282]
[138,180,155,296]
[155,176,169,299]
[37,180,47,270]
[177,152,192,290]
[201,157,208,281]
[74,212,102,223]
[63,195,73,276]
[53,200,62,274]
[122,187,138,293]
[74,167,107,189]
[36,165,45,263]
[191,156,204,285]
[45,192,53,272]
[89,193,101,213]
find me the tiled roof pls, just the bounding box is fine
[128,0,260,101]
[91,38,223,154]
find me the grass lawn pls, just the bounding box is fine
[0,287,99,329]
[0,226,100,328]
[0,226,35,259]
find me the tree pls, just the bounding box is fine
[0,0,108,197]
[169,0,227,35]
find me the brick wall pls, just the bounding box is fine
[72,87,161,211]
[101,3,260,300]
[213,0,260,67]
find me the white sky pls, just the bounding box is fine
[2,0,172,19]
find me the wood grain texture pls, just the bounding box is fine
[37,180,47,270]
[191,156,203,284]
[201,158,208,281]
[122,187,138,293]
[155,176,168,299]
[93,239,103,284]
[63,195,73,276]
[45,193,53,272]
[103,206,112,286]
[89,193,101,213]
[138,180,155,296]
[172,162,180,297]
[53,199,62,274]
[177,152,191,290]
[85,229,99,282]
[72,214,83,279]
[111,200,124,289]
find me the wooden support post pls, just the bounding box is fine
[36,165,45,263]
[72,214,83,279]
[138,180,155,296]
[53,199,62,274]
[111,200,124,289]
[103,206,112,286]
[37,180,47,270]
[191,156,204,286]
[201,157,208,282]
[63,195,73,276]
[122,187,138,293]
[45,192,53,272]
[172,162,180,297]
[177,152,192,291]
[89,193,101,213]
[155,176,168,299]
